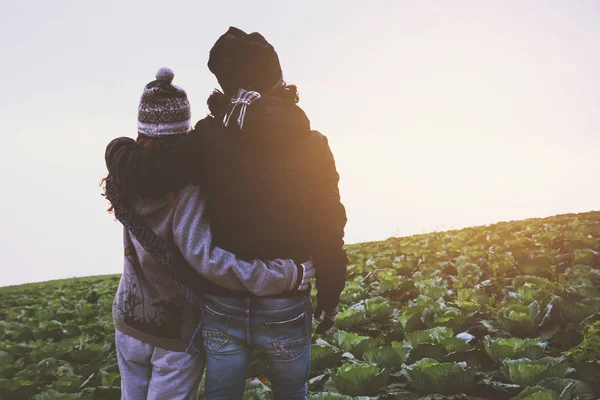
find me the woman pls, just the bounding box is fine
[103,67,312,400]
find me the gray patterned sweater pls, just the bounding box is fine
[113,184,299,351]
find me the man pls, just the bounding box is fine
[107,27,347,399]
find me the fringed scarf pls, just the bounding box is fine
[222,88,262,129]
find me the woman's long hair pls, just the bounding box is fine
[102,134,195,213]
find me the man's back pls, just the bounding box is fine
[197,94,348,306]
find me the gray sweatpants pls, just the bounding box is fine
[115,329,204,400]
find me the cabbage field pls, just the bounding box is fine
[2,211,600,399]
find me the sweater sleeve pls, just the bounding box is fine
[172,185,299,296]
[105,137,136,185]
[308,133,349,310]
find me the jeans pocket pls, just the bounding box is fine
[265,311,309,361]
[201,304,232,354]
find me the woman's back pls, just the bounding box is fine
[113,188,201,352]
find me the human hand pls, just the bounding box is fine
[314,303,339,334]
[296,260,315,291]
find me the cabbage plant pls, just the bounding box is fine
[511,378,595,400]
[363,343,408,371]
[330,362,389,396]
[406,358,476,395]
[497,301,542,337]
[331,331,382,358]
[483,337,547,362]
[501,357,570,386]
[311,342,344,373]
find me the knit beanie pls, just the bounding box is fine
[138,67,191,137]
[208,27,283,95]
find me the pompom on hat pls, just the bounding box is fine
[137,67,192,137]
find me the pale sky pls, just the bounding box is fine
[1,0,599,286]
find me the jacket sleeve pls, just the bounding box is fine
[105,137,136,185]
[307,132,349,310]
[104,136,169,199]
[172,185,300,296]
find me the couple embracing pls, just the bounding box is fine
[103,27,348,400]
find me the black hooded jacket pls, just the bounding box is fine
[189,94,348,308]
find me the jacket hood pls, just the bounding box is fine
[131,196,170,217]
[208,26,282,95]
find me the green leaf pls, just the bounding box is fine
[439,338,471,354]
[330,362,389,396]
[399,307,427,332]
[497,302,540,337]
[0,376,39,397]
[571,361,600,396]
[66,342,109,363]
[414,278,448,299]
[405,327,454,348]
[311,343,344,372]
[51,374,83,393]
[572,249,598,267]
[560,299,600,324]
[408,343,447,363]
[375,269,415,295]
[537,378,595,400]
[457,263,482,287]
[32,390,85,400]
[476,378,522,398]
[34,320,63,341]
[74,300,98,319]
[100,370,121,387]
[375,257,394,269]
[363,346,408,371]
[307,393,354,400]
[336,305,369,330]
[562,321,600,362]
[501,357,570,386]
[332,331,369,352]
[340,282,366,305]
[243,378,273,400]
[353,338,384,358]
[407,358,476,395]
[483,336,547,362]
[365,296,394,322]
[511,387,559,400]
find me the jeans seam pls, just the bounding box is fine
[204,303,232,319]
[245,298,251,344]
[186,319,203,354]
[206,295,310,314]
[205,295,248,314]
[202,305,232,354]
[270,339,310,363]
[264,311,306,326]
[255,298,310,314]
[202,333,229,354]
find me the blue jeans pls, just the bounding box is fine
[200,294,311,400]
